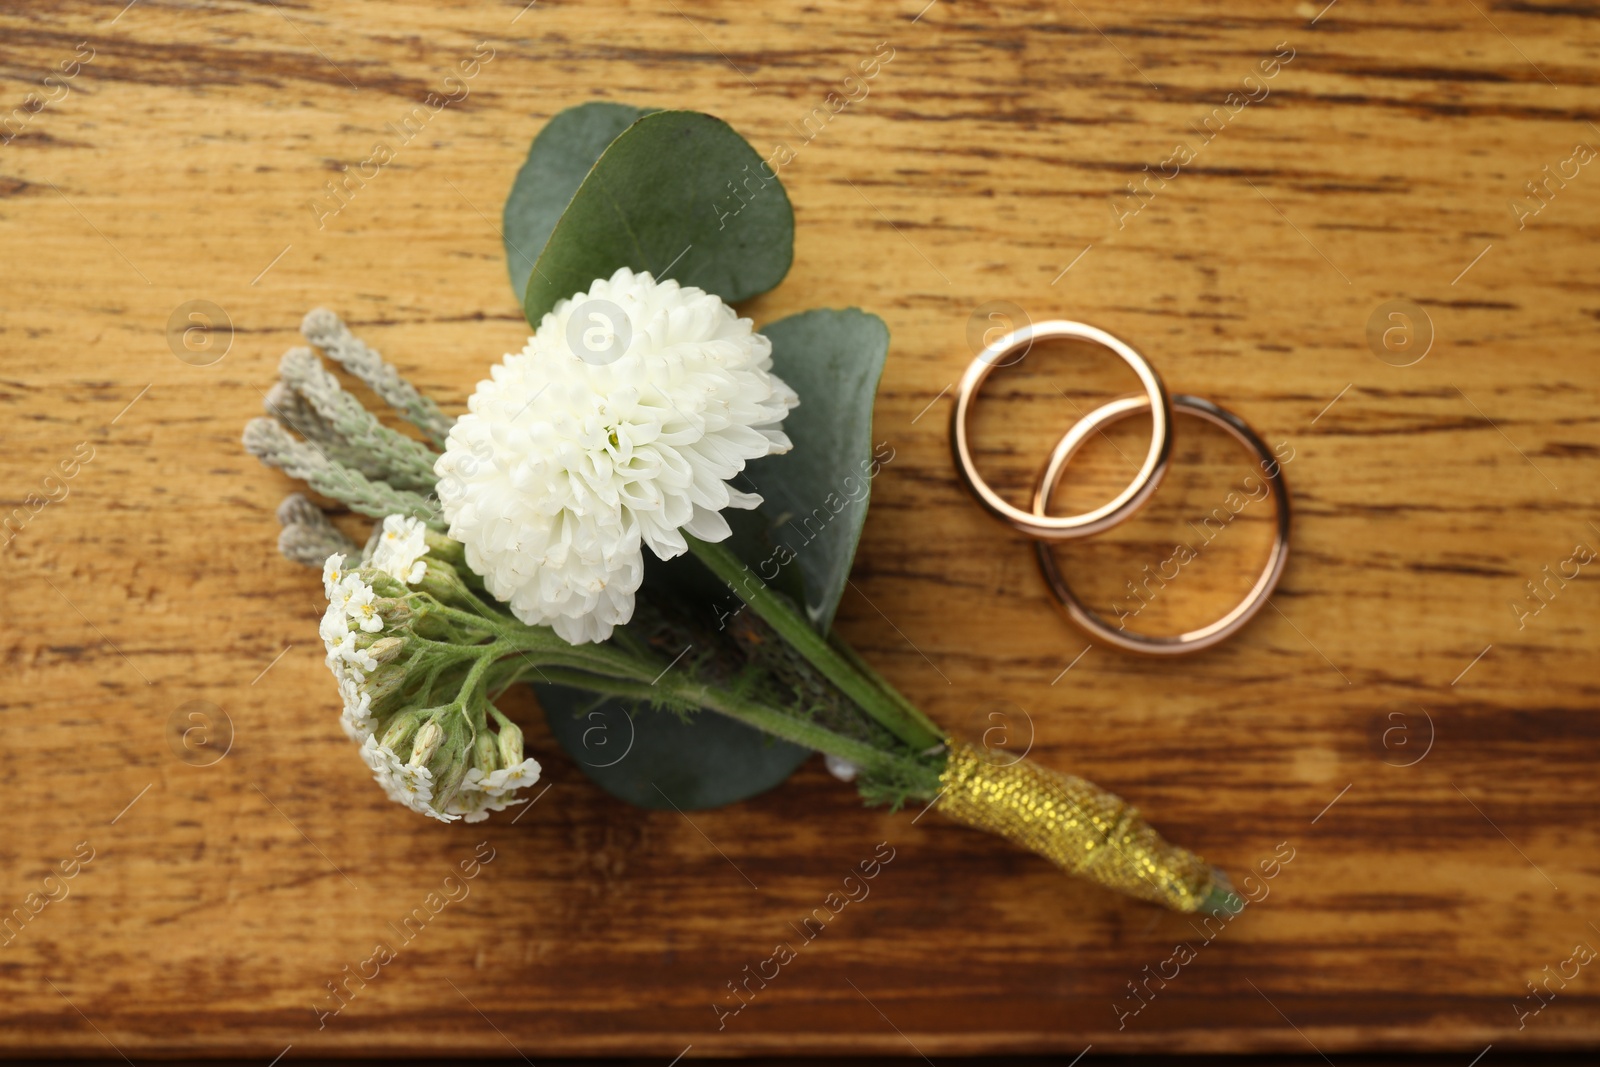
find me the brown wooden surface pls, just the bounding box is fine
[2,0,1599,1058]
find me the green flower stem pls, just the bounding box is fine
[1200,875,1241,916]
[402,622,667,714]
[685,536,946,752]
[416,601,514,639]
[498,633,663,685]
[828,630,940,744]
[414,589,666,691]
[445,623,948,800]
[453,647,500,707]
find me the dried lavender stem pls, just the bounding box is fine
[301,308,455,447]
[274,492,360,566]
[278,347,440,493]
[243,418,442,528]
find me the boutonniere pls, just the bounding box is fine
[245,104,1228,913]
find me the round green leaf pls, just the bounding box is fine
[537,684,811,811]
[502,102,656,304]
[744,308,891,632]
[520,110,794,325]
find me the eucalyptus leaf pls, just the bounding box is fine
[537,685,810,811]
[502,102,656,303]
[743,308,891,632]
[521,110,794,325]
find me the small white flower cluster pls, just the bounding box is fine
[319,519,450,820]
[371,513,428,584]
[318,516,542,824]
[320,550,383,741]
[449,760,543,822]
[359,733,440,814]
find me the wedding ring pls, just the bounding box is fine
[1031,393,1290,655]
[951,321,1173,540]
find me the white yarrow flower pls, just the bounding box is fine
[434,267,798,644]
[320,557,387,733]
[360,735,457,823]
[323,552,349,597]
[319,602,351,644]
[328,630,378,672]
[330,575,360,617]
[445,757,542,822]
[476,758,542,797]
[445,789,523,823]
[343,580,384,632]
[372,514,429,585]
[315,546,544,825]
[338,677,373,741]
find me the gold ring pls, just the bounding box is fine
[951,321,1173,540]
[1031,393,1291,655]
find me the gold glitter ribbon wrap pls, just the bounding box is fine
[936,741,1219,912]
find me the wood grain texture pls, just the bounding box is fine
[1,0,1598,1057]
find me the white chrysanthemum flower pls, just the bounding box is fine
[434,267,798,644]
[372,514,428,584]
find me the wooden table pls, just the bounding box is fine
[2,0,1597,1058]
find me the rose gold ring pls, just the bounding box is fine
[1031,393,1291,655]
[951,321,1173,540]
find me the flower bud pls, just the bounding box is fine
[495,716,525,767]
[379,709,426,756]
[472,731,499,776]
[423,529,467,566]
[362,666,407,720]
[400,710,475,812]
[363,569,410,598]
[367,636,405,664]
[416,557,481,611]
[377,597,414,628]
[409,720,444,766]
